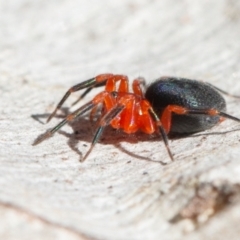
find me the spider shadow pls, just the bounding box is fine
[59,122,240,164]
[31,110,68,125]
[168,125,240,139]
[32,110,168,163]
[59,118,166,164]
[32,110,240,163]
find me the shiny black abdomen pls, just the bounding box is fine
[145,77,226,134]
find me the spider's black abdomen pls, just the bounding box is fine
[145,77,226,134]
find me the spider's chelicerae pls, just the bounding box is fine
[33,73,240,161]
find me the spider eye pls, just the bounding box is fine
[111,91,118,98]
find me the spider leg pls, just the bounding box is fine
[34,90,117,146]
[160,105,240,134]
[116,75,129,93]
[71,81,107,106]
[81,105,125,162]
[132,77,146,97]
[47,73,114,123]
[185,108,240,121]
[33,101,95,146]
[34,90,121,162]
[148,107,174,162]
[205,82,240,98]
[72,74,131,107]
[89,104,102,123]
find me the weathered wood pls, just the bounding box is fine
[1,0,240,239]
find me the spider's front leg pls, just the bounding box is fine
[33,101,95,146]
[33,91,121,162]
[132,77,146,97]
[46,73,114,123]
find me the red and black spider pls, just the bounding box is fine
[33,73,240,162]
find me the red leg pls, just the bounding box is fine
[103,74,129,92]
[132,77,146,97]
[33,91,117,146]
[161,105,187,134]
[161,105,240,134]
[119,97,138,133]
[33,101,95,146]
[81,104,125,162]
[138,99,156,134]
[148,107,174,161]
[47,74,130,123]
[73,74,131,107]
[47,73,114,123]
[117,75,129,93]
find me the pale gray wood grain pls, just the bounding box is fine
[1,0,240,239]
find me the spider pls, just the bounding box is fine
[33,73,240,162]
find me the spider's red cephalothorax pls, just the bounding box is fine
[33,73,240,162]
[89,74,157,135]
